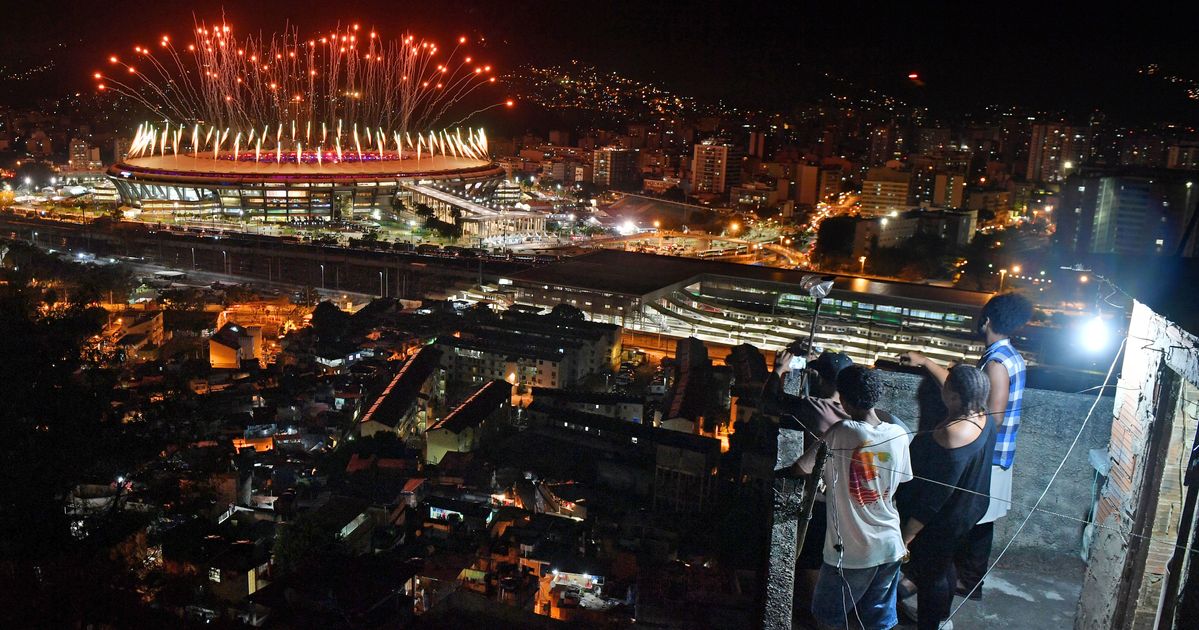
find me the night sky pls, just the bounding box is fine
[3,0,1199,122]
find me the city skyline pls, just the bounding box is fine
[2,4,1199,629]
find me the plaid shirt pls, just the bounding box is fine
[978,338,1026,469]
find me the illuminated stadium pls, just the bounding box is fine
[98,19,510,220]
[108,151,505,219]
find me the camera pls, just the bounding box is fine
[785,339,812,371]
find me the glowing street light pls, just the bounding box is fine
[859,255,867,274]
[1079,315,1111,353]
[998,268,1008,292]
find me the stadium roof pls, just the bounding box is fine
[110,154,501,184]
[505,250,992,309]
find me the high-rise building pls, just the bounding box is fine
[690,140,743,195]
[916,127,953,154]
[70,138,89,167]
[818,167,844,203]
[1058,171,1194,256]
[68,137,101,169]
[793,164,820,206]
[867,123,896,166]
[1027,123,1091,183]
[548,129,572,146]
[113,137,131,163]
[747,131,768,159]
[592,148,640,190]
[933,173,967,208]
[908,158,939,207]
[1091,176,1185,255]
[1167,141,1199,171]
[859,167,911,217]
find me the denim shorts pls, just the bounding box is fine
[811,560,902,630]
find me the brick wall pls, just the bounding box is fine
[1075,301,1199,630]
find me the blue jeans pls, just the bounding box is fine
[811,560,902,630]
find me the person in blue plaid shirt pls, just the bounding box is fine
[901,292,1032,602]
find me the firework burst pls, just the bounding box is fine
[96,19,509,163]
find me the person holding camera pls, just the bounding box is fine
[793,365,913,630]
[767,347,854,593]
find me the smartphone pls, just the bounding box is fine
[789,355,806,371]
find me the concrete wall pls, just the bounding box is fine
[876,370,1114,557]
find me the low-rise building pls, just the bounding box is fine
[209,323,263,369]
[530,388,646,424]
[426,380,510,464]
[358,346,446,440]
[437,310,621,391]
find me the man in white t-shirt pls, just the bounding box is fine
[796,365,913,630]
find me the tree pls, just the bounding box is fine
[413,203,435,218]
[271,513,339,575]
[310,301,349,340]
[550,303,585,322]
[812,215,857,265]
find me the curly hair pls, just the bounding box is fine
[945,364,991,414]
[981,292,1033,335]
[836,365,884,411]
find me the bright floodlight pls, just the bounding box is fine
[800,274,835,299]
[1079,315,1110,353]
[618,220,637,236]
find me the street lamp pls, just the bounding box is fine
[320,263,325,289]
[221,250,228,274]
[378,270,384,297]
[859,256,867,274]
[998,268,1008,292]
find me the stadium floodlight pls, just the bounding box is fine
[1079,315,1111,354]
[797,275,836,396]
[800,274,835,299]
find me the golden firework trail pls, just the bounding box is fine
[97,19,511,163]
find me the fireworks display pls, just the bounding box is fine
[95,19,507,164]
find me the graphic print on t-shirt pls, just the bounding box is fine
[848,442,893,506]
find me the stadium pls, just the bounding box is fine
[97,20,511,223]
[107,153,505,220]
